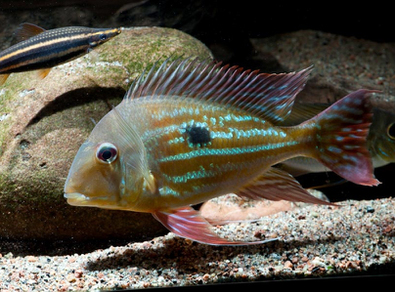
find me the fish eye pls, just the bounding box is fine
[96,142,118,164]
[387,123,395,140]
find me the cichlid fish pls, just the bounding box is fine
[277,104,395,176]
[64,59,379,245]
[0,23,121,85]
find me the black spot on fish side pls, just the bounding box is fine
[185,126,211,147]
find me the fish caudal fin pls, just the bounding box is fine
[305,89,380,186]
[152,207,277,245]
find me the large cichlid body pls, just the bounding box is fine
[64,59,379,245]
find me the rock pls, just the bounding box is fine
[200,194,293,225]
[0,27,212,240]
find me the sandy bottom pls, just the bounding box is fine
[0,197,393,291]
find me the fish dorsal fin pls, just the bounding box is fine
[126,58,312,124]
[12,23,46,43]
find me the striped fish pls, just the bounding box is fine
[64,58,379,245]
[0,23,121,85]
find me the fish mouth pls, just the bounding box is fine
[64,192,91,206]
[64,192,120,208]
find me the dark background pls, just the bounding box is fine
[0,1,393,58]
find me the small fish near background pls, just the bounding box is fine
[64,58,379,245]
[0,23,121,85]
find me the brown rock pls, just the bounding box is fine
[0,27,212,240]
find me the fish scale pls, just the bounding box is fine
[125,98,321,206]
[64,58,379,245]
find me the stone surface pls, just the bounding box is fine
[0,27,212,240]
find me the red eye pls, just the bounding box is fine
[96,142,118,164]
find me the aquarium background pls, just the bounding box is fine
[0,1,393,290]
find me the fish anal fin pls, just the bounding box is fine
[0,74,10,86]
[152,206,276,245]
[36,68,51,80]
[237,167,335,206]
[13,23,45,43]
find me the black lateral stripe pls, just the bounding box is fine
[6,46,88,73]
[0,39,90,72]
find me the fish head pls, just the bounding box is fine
[64,106,151,210]
[369,108,395,166]
[64,140,124,208]
[88,27,122,48]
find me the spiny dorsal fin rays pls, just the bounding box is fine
[125,58,313,123]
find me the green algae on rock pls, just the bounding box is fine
[0,27,213,240]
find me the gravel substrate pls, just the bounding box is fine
[251,30,395,96]
[0,198,394,291]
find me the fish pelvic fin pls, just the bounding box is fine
[0,74,10,86]
[36,68,51,80]
[304,89,380,186]
[152,207,277,245]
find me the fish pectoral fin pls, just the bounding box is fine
[152,206,275,246]
[236,167,336,206]
[36,68,51,80]
[87,50,99,62]
[143,173,156,194]
[13,23,46,43]
[0,74,10,86]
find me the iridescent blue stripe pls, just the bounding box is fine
[159,140,299,162]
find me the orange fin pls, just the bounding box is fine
[36,68,51,80]
[237,167,335,205]
[13,23,45,43]
[0,74,10,86]
[303,89,380,186]
[152,206,277,245]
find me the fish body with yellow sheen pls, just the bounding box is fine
[64,59,379,245]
